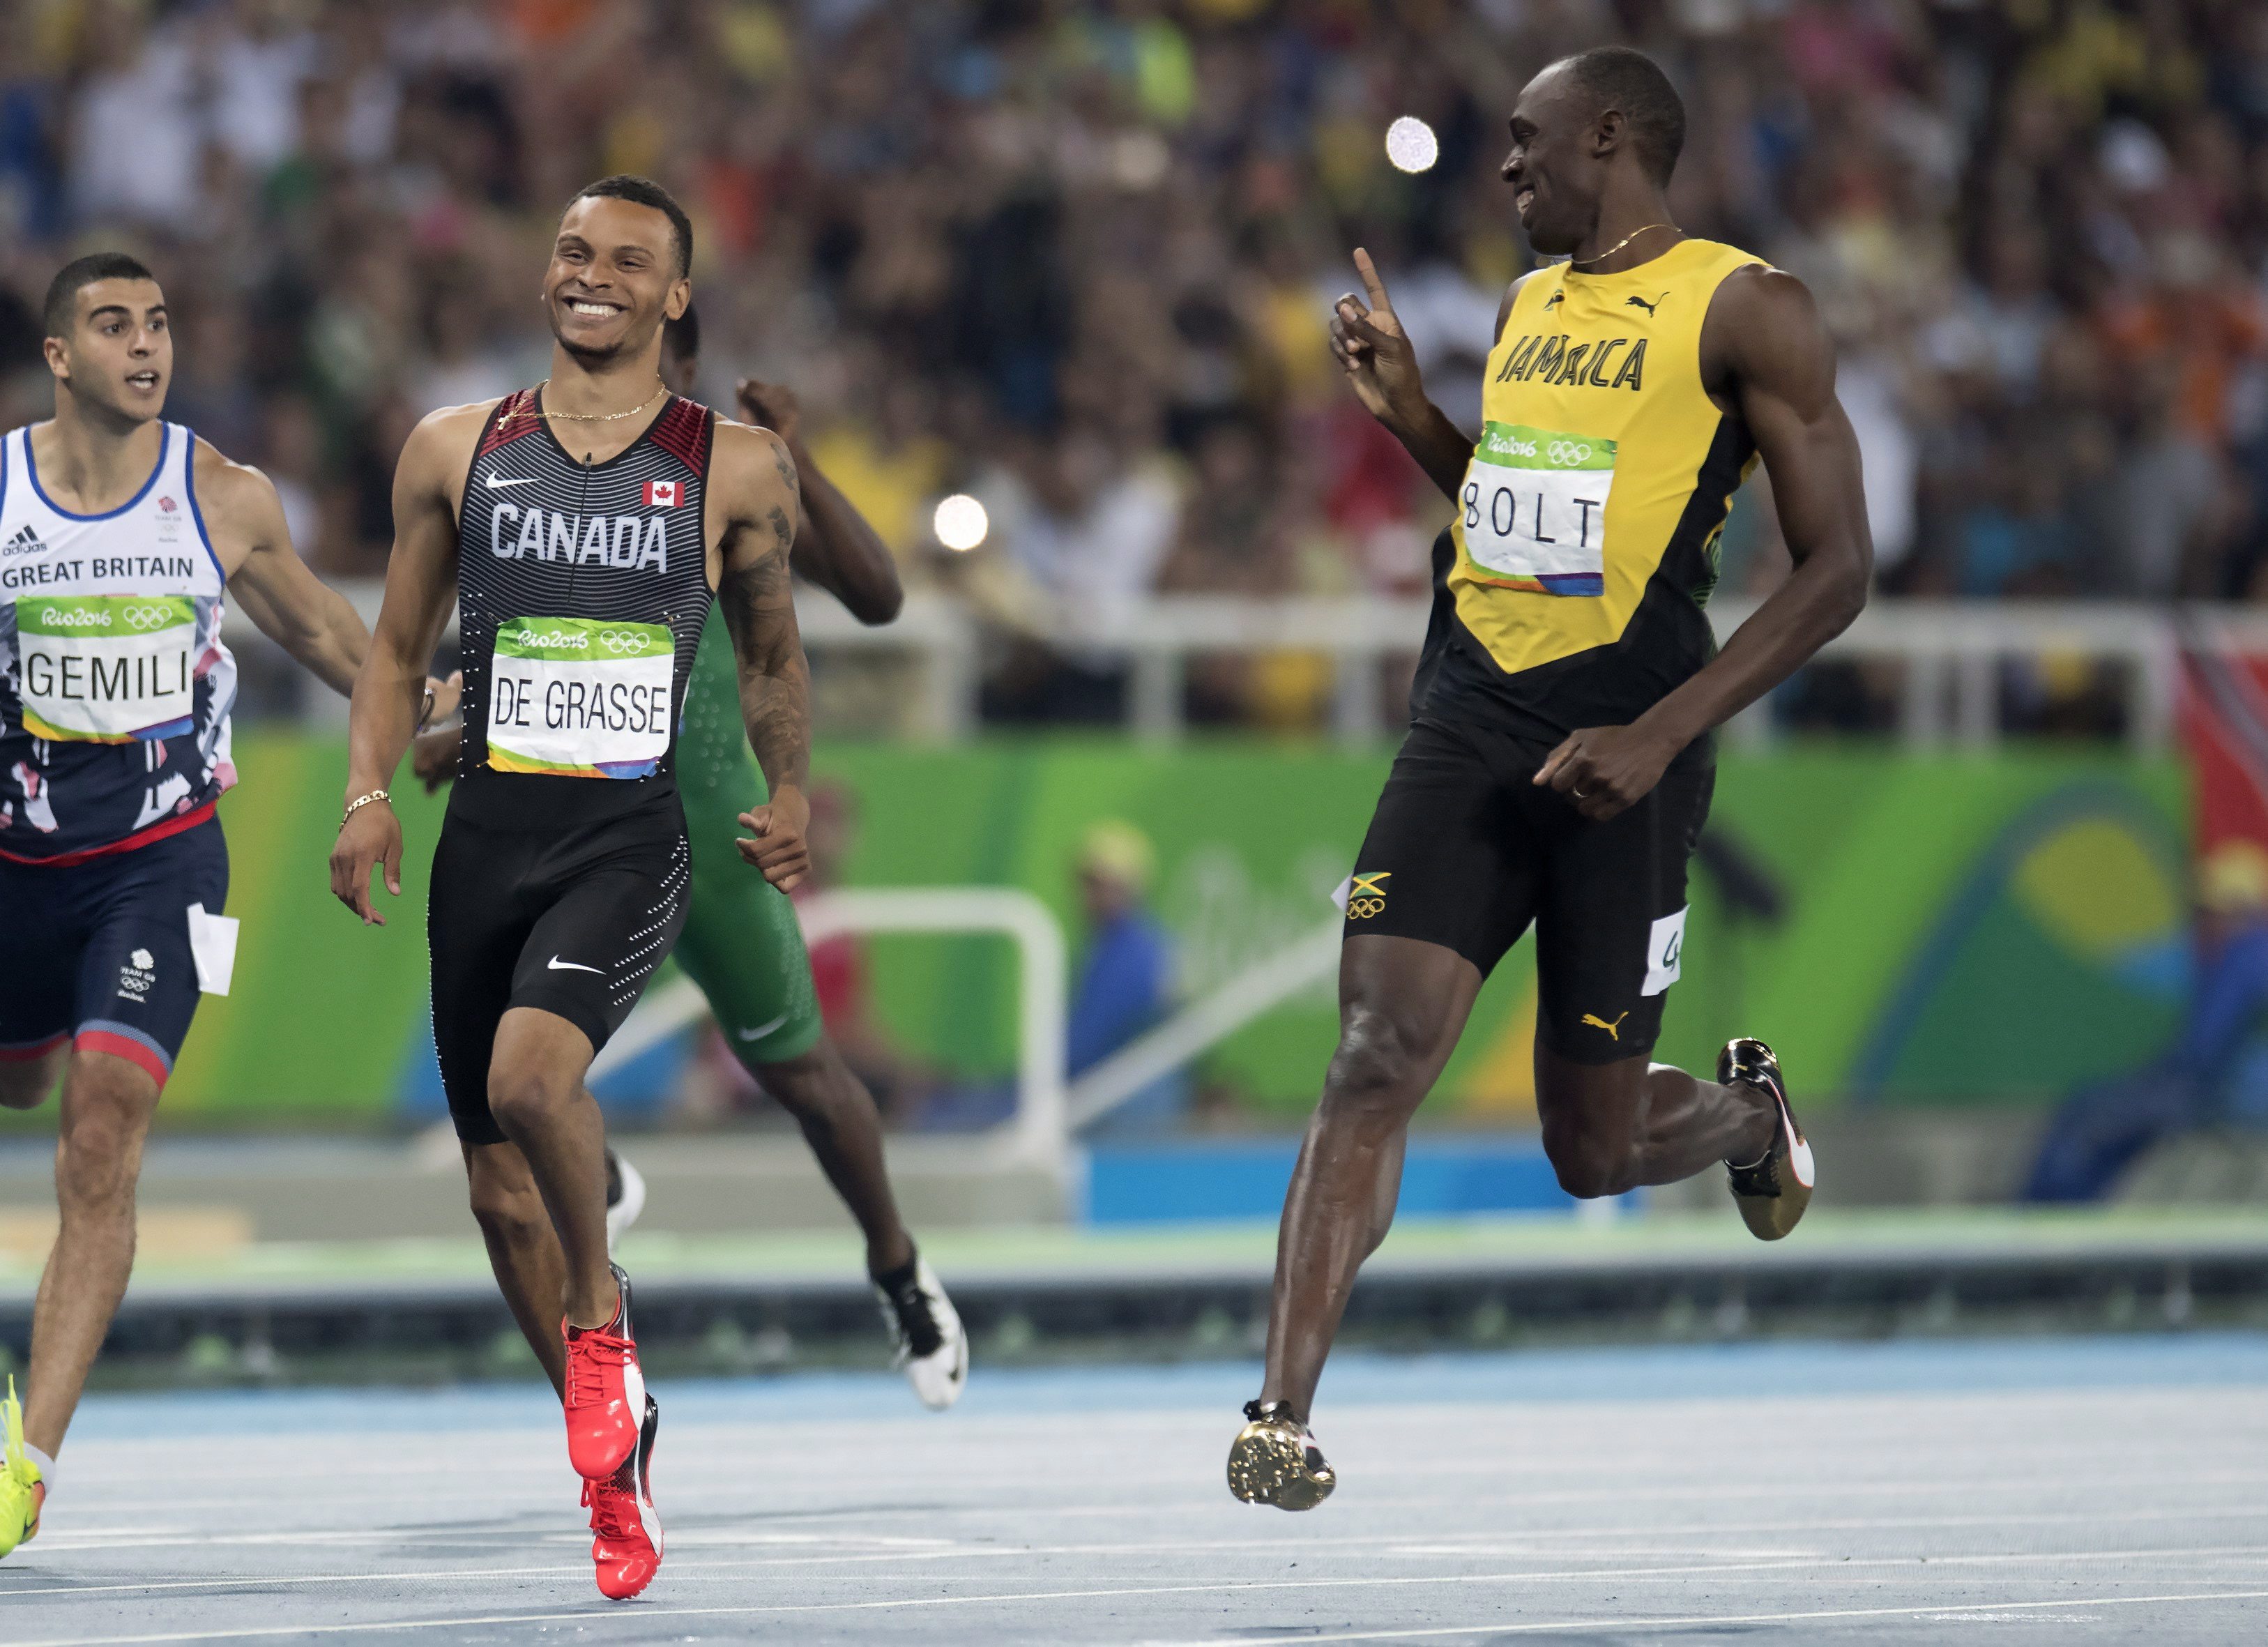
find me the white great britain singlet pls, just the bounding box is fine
[0,421,238,863]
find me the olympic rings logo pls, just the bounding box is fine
[1546,440,1592,466]
[596,628,656,655]
[121,602,181,631]
[1347,896,1387,919]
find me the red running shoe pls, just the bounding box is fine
[563,1263,646,1481]
[582,1394,662,1600]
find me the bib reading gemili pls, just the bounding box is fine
[0,422,236,863]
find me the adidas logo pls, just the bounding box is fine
[1,524,46,559]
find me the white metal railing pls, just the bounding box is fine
[1065,916,1342,1134]
[248,585,2250,750]
[591,886,1069,1175]
[594,886,1339,1164]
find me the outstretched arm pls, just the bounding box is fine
[1536,268,1871,819]
[328,405,479,923]
[201,446,367,697]
[737,379,904,625]
[711,420,813,889]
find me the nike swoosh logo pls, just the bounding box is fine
[547,956,604,974]
[485,473,538,489]
[735,1012,791,1042]
[1789,1132,1816,1190]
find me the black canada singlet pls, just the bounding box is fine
[427,387,718,1141]
[450,388,717,827]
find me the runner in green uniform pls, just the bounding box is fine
[413,305,966,1409]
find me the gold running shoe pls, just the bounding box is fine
[1721,1037,1813,1240]
[1227,1399,1335,1510]
[1,1376,47,1561]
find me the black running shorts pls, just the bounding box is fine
[428,787,690,1145]
[1346,716,1713,1064]
[0,815,228,1090]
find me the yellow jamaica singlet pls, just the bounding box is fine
[1414,236,1765,751]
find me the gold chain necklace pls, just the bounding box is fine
[523,379,668,423]
[1567,222,1677,269]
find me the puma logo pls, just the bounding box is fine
[1581,1011,1630,1041]
[1625,294,1660,316]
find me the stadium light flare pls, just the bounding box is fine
[1385,116,1438,174]
[934,494,989,552]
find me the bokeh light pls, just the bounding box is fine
[934,494,990,552]
[1385,116,1438,174]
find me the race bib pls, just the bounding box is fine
[486,616,673,780]
[1641,906,1688,998]
[1457,422,1615,596]
[15,593,197,742]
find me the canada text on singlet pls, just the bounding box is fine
[448,388,718,828]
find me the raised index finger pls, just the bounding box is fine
[1352,247,1394,314]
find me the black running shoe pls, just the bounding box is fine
[1721,1037,1814,1240]
[1227,1399,1336,1510]
[872,1254,968,1410]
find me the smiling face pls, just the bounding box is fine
[544,195,690,367]
[1500,63,1608,259]
[47,278,171,423]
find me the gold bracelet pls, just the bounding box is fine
[342,790,390,825]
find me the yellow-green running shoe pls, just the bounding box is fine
[2,1376,46,1559]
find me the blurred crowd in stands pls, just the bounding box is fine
[6,0,2268,729]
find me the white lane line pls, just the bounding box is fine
[12,1581,2268,1646]
[56,1460,2251,1527]
[45,1428,2268,1493]
[4,1545,2263,1612]
[1116,1588,2268,1645]
[50,1437,2264,1498]
[28,1527,959,1555]
[22,1499,2268,1558]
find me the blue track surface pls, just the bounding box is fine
[68,1330,2268,1439]
[11,1332,2268,1644]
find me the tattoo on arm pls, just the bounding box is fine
[719,535,810,796]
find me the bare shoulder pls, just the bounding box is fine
[709,415,798,517]
[1494,266,1551,340]
[1712,263,1822,329]
[1507,266,1553,300]
[1703,264,1833,394]
[710,416,795,480]
[190,435,284,533]
[401,398,503,478]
